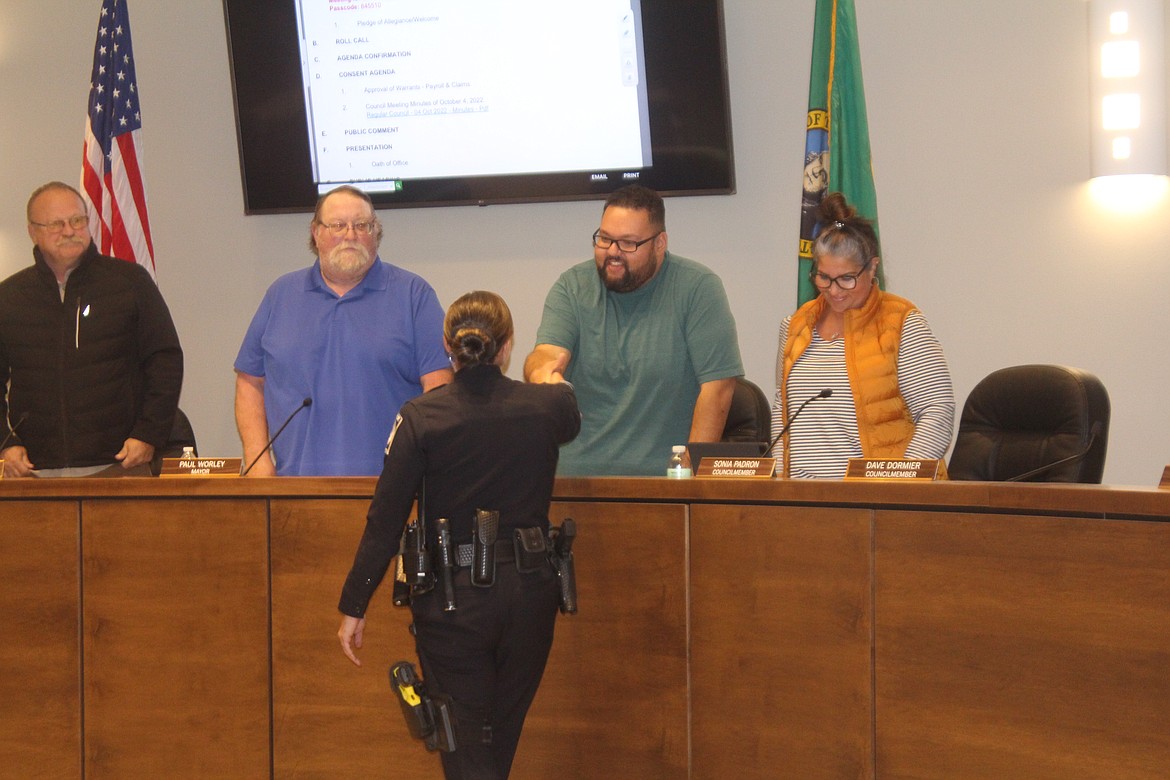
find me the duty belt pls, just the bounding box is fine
[397,518,577,614]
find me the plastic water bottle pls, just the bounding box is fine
[181,446,195,459]
[666,445,692,478]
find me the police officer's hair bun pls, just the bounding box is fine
[444,291,514,369]
[451,327,494,365]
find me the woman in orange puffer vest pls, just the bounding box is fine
[772,192,954,478]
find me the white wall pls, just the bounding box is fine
[1,0,1167,485]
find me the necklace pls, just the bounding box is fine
[819,316,843,342]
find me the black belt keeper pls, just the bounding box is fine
[472,509,499,587]
[456,538,514,568]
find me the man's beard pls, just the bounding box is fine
[321,242,372,280]
[596,255,658,293]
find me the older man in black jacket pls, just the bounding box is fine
[0,182,183,477]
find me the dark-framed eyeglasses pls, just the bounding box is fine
[592,229,660,253]
[811,258,872,291]
[317,220,379,236]
[30,214,89,233]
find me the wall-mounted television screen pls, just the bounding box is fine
[222,0,735,213]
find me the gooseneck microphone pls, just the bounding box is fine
[242,398,312,476]
[1004,422,1103,483]
[0,412,30,453]
[765,388,832,457]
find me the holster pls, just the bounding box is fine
[401,520,434,596]
[436,518,457,612]
[472,509,499,587]
[548,518,578,615]
[389,661,456,753]
[392,553,411,607]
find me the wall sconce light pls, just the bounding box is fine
[1089,0,1166,178]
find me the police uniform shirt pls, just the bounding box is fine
[339,363,580,617]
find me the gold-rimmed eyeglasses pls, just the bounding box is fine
[30,215,89,234]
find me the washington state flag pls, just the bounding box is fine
[798,0,883,306]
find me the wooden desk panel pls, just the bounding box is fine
[0,500,80,777]
[269,498,431,778]
[875,510,1170,780]
[691,504,874,780]
[81,499,270,778]
[514,502,689,780]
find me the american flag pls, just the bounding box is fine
[81,0,155,278]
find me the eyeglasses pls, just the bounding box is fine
[592,229,660,253]
[811,258,872,291]
[317,220,378,236]
[30,215,89,233]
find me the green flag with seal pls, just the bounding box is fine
[798,0,883,306]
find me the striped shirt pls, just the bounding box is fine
[770,310,954,479]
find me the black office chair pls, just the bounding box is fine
[722,377,772,443]
[948,365,1110,483]
[150,408,198,476]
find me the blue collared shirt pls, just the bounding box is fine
[234,258,448,476]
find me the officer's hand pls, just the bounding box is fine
[338,615,365,667]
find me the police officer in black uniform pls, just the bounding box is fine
[338,290,580,780]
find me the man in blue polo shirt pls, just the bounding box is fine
[234,185,451,476]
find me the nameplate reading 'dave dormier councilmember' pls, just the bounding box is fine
[695,457,777,478]
[160,457,243,477]
[843,458,945,480]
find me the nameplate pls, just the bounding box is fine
[843,458,945,480]
[695,457,777,478]
[160,457,242,477]
[1160,465,1170,489]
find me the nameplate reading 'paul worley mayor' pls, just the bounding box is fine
[843,458,945,481]
[160,457,243,477]
[695,457,776,478]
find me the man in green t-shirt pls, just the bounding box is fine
[524,185,744,476]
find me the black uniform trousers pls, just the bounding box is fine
[411,561,560,780]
